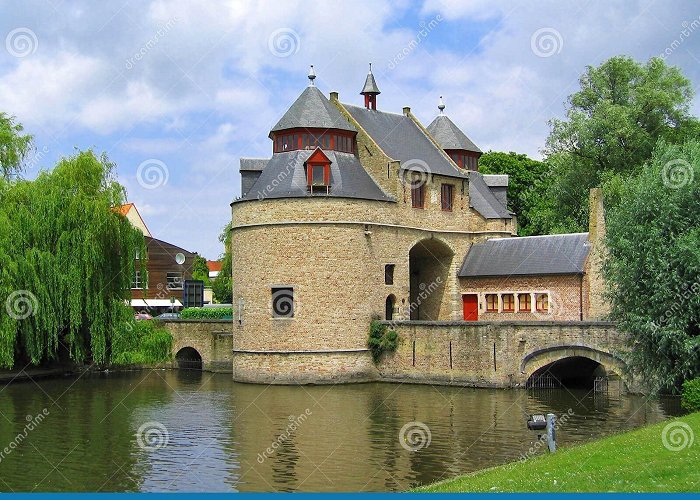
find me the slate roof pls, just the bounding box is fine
[233,150,393,203]
[459,233,591,277]
[239,158,268,171]
[426,115,482,153]
[468,172,512,219]
[270,86,356,134]
[361,72,381,94]
[344,104,465,179]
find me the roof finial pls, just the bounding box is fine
[369,62,372,73]
[438,95,445,114]
[308,65,316,86]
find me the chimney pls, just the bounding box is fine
[360,62,381,110]
[329,91,339,102]
[584,187,610,320]
[403,106,411,116]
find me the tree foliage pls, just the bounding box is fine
[111,320,172,365]
[212,221,232,303]
[478,151,549,235]
[0,150,146,368]
[0,113,33,180]
[534,56,699,234]
[191,255,211,286]
[605,140,700,391]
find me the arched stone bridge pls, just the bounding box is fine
[377,320,629,390]
[161,319,233,372]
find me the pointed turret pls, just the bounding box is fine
[427,96,482,171]
[360,63,380,110]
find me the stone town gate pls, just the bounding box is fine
[161,319,233,372]
[377,320,627,389]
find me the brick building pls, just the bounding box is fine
[230,66,607,384]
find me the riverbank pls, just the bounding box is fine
[418,411,699,492]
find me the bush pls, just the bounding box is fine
[368,320,399,363]
[180,307,233,320]
[681,378,700,412]
[111,320,172,365]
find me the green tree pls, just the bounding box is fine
[191,255,211,286]
[537,56,698,234]
[479,151,548,235]
[211,221,232,303]
[0,113,33,180]
[0,150,146,368]
[605,140,700,391]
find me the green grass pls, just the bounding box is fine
[418,412,700,493]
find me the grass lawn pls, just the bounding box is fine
[418,412,699,492]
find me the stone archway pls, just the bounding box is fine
[521,345,625,389]
[408,238,454,320]
[175,347,203,370]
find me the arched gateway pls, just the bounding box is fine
[408,238,454,320]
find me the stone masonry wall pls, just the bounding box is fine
[162,319,233,372]
[377,320,623,388]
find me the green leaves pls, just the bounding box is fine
[0,150,146,368]
[537,56,698,234]
[605,140,700,391]
[368,320,399,363]
[0,113,33,180]
[180,307,233,320]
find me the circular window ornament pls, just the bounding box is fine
[175,253,185,265]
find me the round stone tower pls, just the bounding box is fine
[231,69,515,384]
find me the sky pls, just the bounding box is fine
[1,0,700,258]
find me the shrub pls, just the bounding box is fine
[180,307,233,320]
[368,320,399,363]
[111,320,172,365]
[681,378,700,412]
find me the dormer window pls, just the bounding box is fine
[272,129,355,154]
[305,148,331,194]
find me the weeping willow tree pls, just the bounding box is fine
[0,150,146,368]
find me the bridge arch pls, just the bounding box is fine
[521,345,626,389]
[175,346,203,370]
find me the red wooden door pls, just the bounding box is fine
[462,294,478,321]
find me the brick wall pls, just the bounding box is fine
[459,274,585,321]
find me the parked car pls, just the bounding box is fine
[155,312,180,320]
[134,313,153,320]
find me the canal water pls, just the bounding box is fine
[0,370,678,492]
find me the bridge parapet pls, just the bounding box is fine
[161,319,233,373]
[377,320,626,388]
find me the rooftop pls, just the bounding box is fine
[459,233,591,277]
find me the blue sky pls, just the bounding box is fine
[1,0,700,257]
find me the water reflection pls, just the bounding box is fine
[0,370,675,492]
